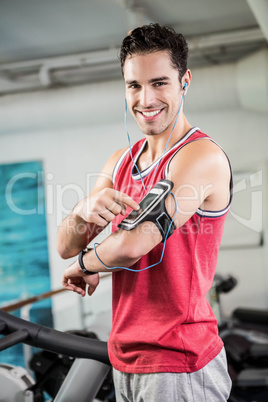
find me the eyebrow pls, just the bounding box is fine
[125,76,170,85]
[149,76,170,84]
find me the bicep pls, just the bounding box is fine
[164,180,203,230]
[165,140,231,229]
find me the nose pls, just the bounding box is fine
[139,86,155,108]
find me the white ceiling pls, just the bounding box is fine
[0,0,267,94]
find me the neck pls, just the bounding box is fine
[142,114,192,166]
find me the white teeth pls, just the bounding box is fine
[141,110,161,117]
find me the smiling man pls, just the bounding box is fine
[57,24,232,401]
[125,56,190,138]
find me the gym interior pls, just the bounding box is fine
[0,1,267,401]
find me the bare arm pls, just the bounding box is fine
[62,139,231,296]
[56,148,140,259]
[165,139,231,228]
[62,221,162,296]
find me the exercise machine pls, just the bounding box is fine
[210,274,268,402]
[0,310,112,402]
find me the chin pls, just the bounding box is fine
[136,122,161,136]
[145,130,160,136]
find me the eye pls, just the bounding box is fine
[154,81,166,87]
[128,83,140,89]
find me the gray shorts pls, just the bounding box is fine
[113,347,232,402]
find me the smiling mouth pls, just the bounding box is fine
[141,110,161,117]
[136,108,165,119]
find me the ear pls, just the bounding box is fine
[182,69,192,93]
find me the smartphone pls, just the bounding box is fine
[118,179,173,230]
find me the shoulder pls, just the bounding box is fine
[110,147,129,165]
[91,147,129,193]
[101,147,129,178]
[169,138,230,180]
[167,138,231,211]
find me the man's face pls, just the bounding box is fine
[123,50,183,136]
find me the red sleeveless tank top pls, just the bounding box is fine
[108,127,232,373]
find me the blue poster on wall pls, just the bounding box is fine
[0,161,52,367]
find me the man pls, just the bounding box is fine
[57,24,232,401]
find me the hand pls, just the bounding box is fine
[75,188,140,227]
[62,260,100,296]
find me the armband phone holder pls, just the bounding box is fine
[118,179,175,242]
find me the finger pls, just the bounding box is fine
[64,282,84,294]
[63,277,85,292]
[62,276,69,287]
[68,278,86,291]
[62,275,81,287]
[88,212,110,227]
[88,284,97,296]
[106,202,123,216]
[113,191,140,211]
[117,202,127,215]
[85,274,100,296]
[84,273,100,287]
[67,283,86,297]
[99,209,116,222]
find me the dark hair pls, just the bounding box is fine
[120,23,188,82]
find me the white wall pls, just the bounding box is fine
[190,110,268,316]
[1,57,267,328]
[0,85,143,330]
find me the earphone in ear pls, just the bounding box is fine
[183,83,187,91]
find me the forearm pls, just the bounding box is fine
[56,182,140,260]
[81,231,141,273]
[62,222,162,296]
[56,211,88,258]
[56,208,104,259]
[80,223,162,274]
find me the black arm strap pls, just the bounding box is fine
[118,179,175,242]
